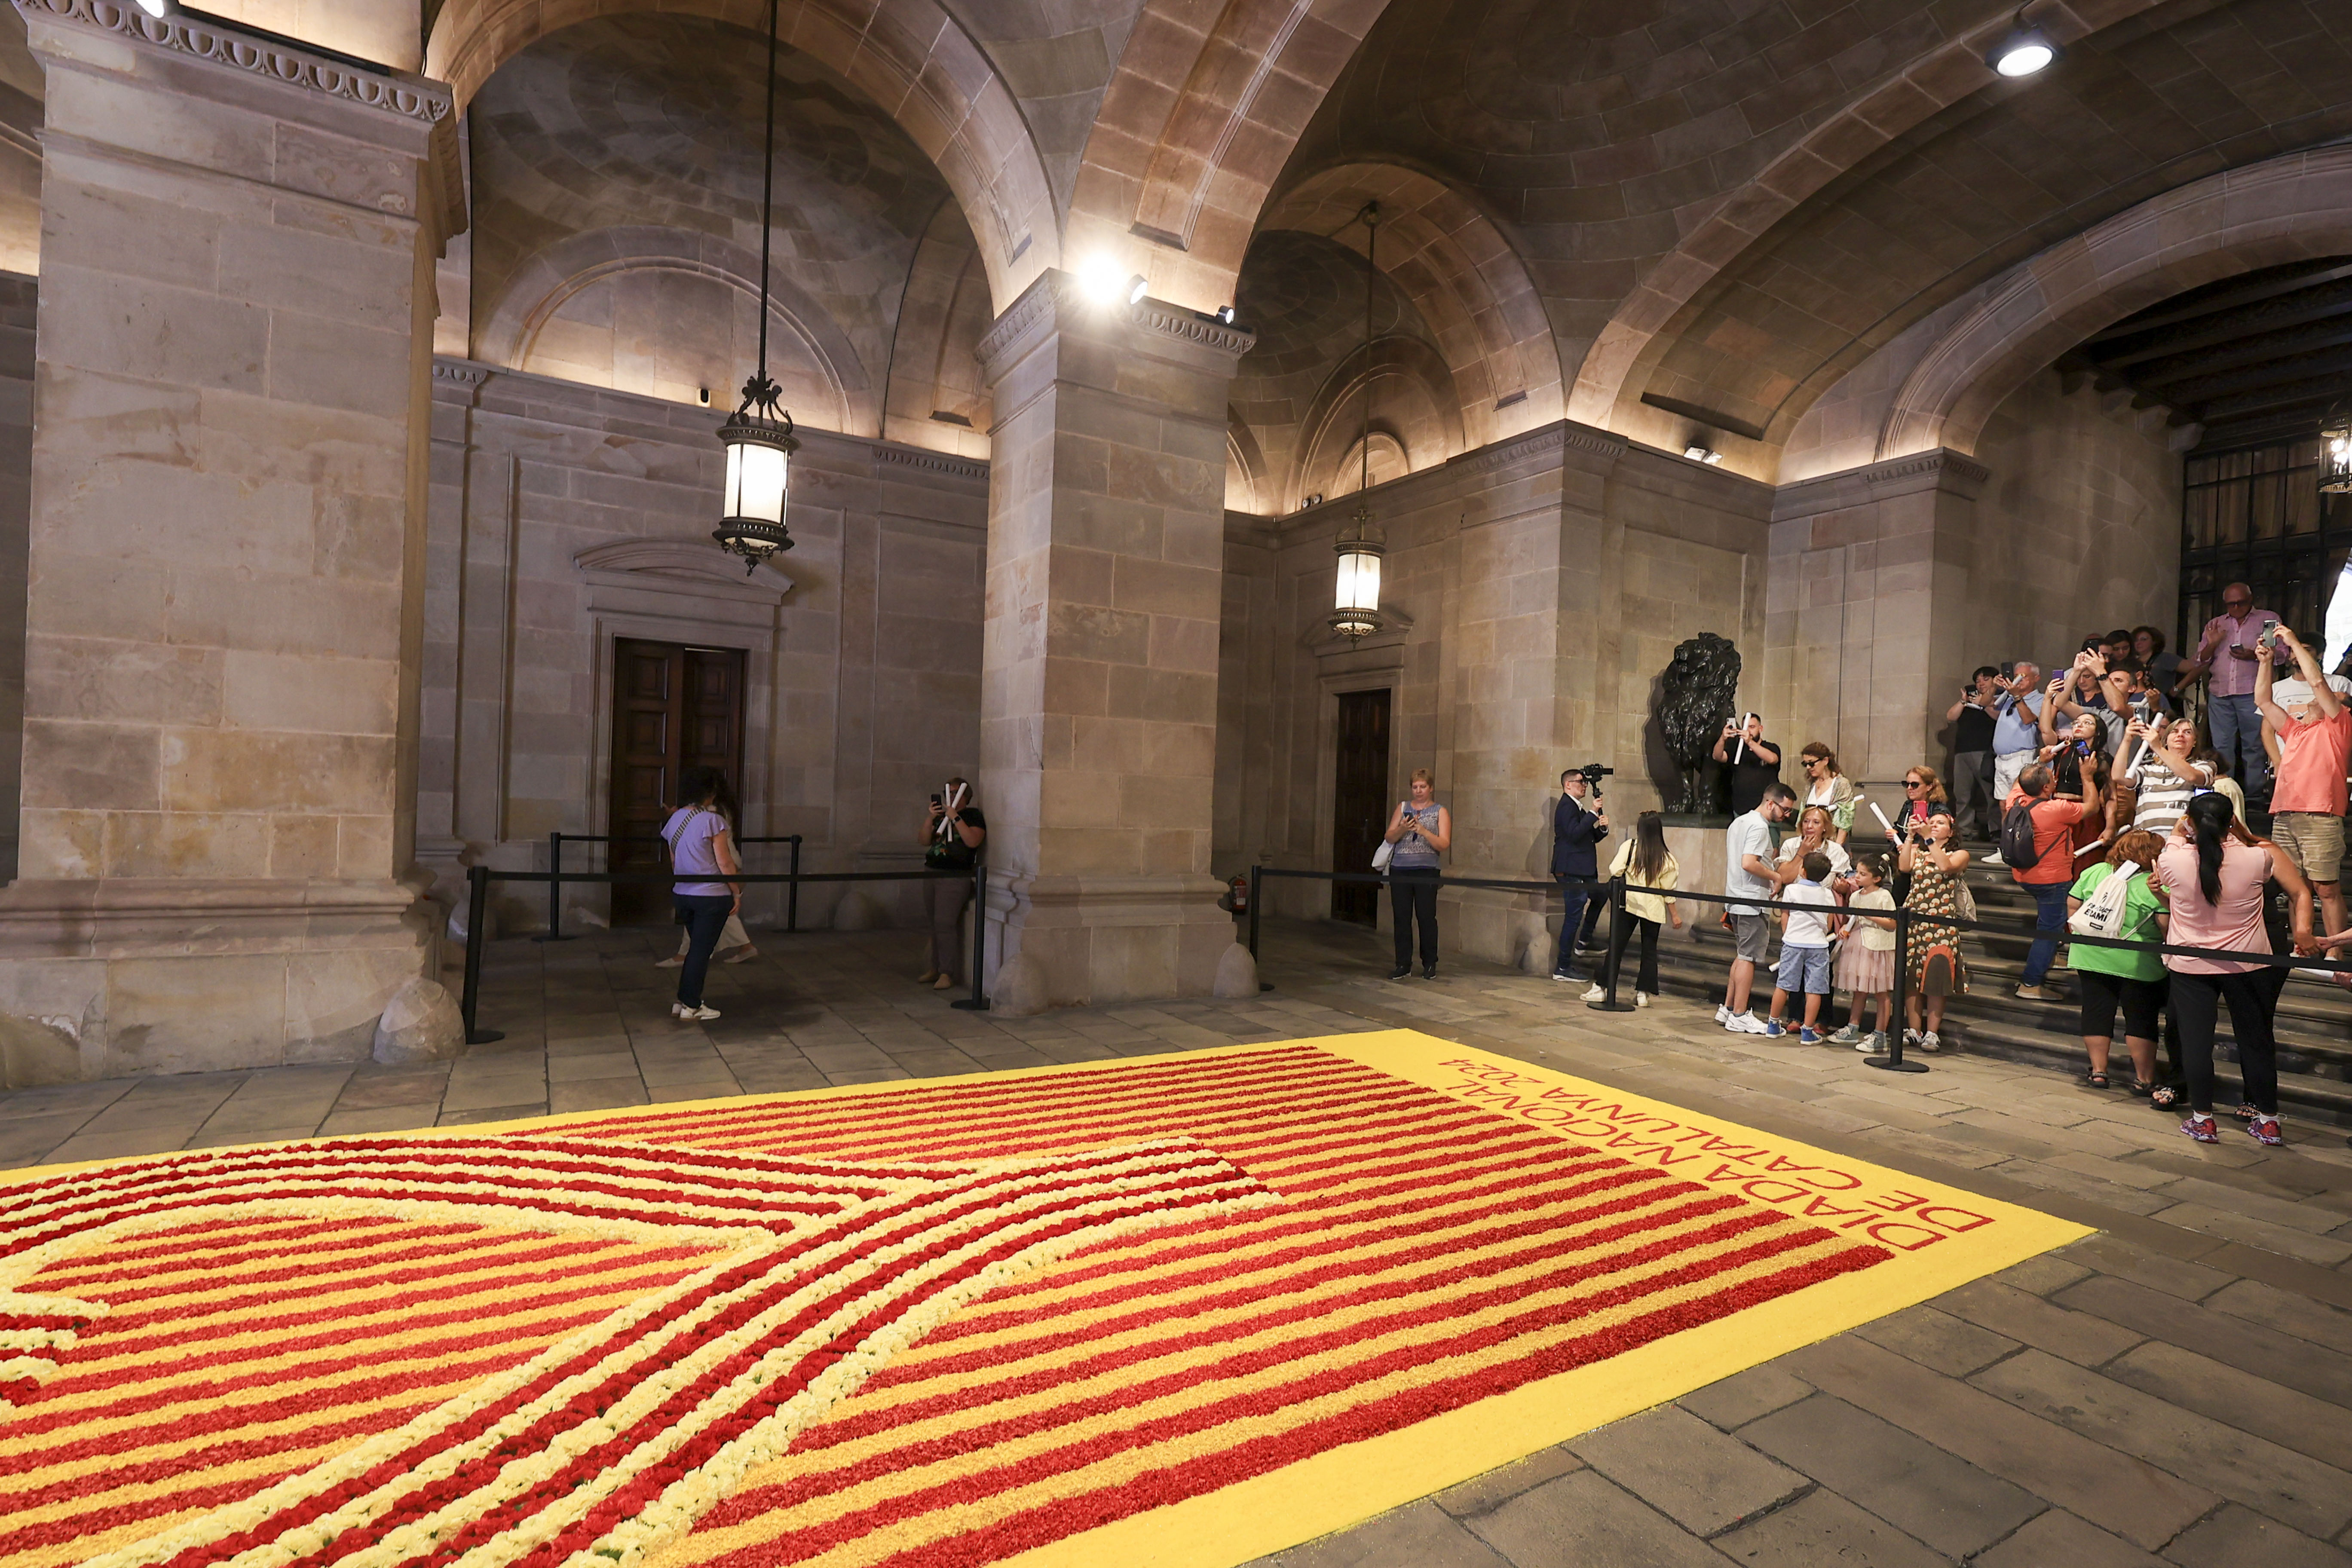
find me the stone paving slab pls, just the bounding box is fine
[11,916,2352,1567]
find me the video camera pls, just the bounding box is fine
[1576,762,1613,795]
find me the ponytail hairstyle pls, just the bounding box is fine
[2183,791,2234,907]
[1632,811,1668,885]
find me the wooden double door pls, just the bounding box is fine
[608,638,747,925]
[1331,688,1392,925]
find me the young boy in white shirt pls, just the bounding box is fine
[1764,851,1842,1044]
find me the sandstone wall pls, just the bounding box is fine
[422,359,986,937]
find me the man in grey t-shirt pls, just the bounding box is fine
[1719,782,1796,1035]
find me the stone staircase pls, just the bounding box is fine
[1621,845,2352,1122]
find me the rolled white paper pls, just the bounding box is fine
[1863,799,1895,835]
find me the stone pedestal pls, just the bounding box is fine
[974,275,1251,1012]
[0,2,449,1081]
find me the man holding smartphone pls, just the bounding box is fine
[2181,581,2288,791]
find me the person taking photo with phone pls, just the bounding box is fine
[2253,625,2352,955]
[922,779,986,991]
[2179,581,2288,790]
[1384,770,1452,980]
[1711,714,1782,816]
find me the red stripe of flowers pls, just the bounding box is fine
[161,1160,1252,1568]
[37,1221,490,1292]
[804,1191,1756,1455]
[718,1248,1883,1568]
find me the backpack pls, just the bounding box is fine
[2068,861,2140,939]
[1998,798,2042,870]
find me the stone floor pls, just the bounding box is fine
[6,917,2352,1567]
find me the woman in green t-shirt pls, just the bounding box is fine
[2067,827,2167,1092]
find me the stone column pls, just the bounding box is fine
[1765,450,1990,794]
[0,1,450,1082]
[974,274,1251,1013]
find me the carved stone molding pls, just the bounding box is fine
[12,0,452,123]
[977,271,1257,377]
[879,446,989,483]
[574,538,791,607]
[1772,446,1992,520]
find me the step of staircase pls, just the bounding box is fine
[1602,854,2352,1124]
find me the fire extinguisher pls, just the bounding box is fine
[1228,873,1250,914]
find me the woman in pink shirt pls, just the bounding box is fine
[2150,793,2283,1145]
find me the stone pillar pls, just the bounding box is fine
[1765,450,1989,796]
[974,275,1251,1013]
[0,1,450,1081]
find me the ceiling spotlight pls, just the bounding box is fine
[1684,445,1723,466]
[1215,304,1238,325]
[1986,9,2060,77]
[1125,273,1149,305]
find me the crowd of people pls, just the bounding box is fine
[1693,583,2352,1150]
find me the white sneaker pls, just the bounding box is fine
[1858,1031,1885,1053]
[1583,984,1606,1001]
[1714,1004,1731,1026]
[1919,1031,1940,1053]
[673,1003,721,1022]
[1635,992,1651,1008]
[1727,1012,1769,1035]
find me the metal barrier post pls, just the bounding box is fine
[787,836,802,932]
[531,831,576,943]
[1869,903,1926,1073]
[1247,865,1262,959]
[1586,874,1637,1012]
[461,865,505,1045]
[951,859,989,1011]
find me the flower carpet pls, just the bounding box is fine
[0,1030,2085,1568]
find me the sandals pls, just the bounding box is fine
[2150,1084,2182,1110]
[2082,1072,2111,1089]
[2128,1079,2157,1098]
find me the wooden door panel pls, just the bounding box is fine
[1331,689,1391,925]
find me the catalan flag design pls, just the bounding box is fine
[0,1030,2087,1568]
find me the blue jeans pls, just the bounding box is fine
[2208,692,2266,788]
[673,893,735,1007]
[1555,876,1601,973]
[2021,880,2071,986]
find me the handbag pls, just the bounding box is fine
[1371,838,1394,870]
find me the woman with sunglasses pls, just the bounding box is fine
[1884,766,1950,901]
[1798,743,1854,844]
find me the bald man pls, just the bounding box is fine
[2182,582,2288,793]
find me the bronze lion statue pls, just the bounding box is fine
[1659,633,1741,814]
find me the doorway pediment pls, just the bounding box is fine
[573,539,794,607]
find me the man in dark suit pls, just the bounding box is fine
[1551,769,1609,982]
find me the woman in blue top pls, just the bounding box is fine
[661,765,742,1022]
[1383,769,1452,980]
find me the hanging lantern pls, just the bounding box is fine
[713,0,797,573]
[1330,504,1384,642]
[2323,401,2352,495]
[714,372,797,572]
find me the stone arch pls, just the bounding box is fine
[426,0,1056,309]
[1293,335,1462,508]
[1880,146,2352,460]
[882,199,993,455]
[475,225,873,434]
[1563,0,2173,435]
[1261,163,1560,452]
[1068,0,1395,313]
[1226,410,1269,513]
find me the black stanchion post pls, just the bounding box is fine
[532,832,576,943]
[1587,874,1637,1012]
[1247,865,1262,960]
[1869,904,1925,1073]
[461,865,504,1045]
[952,860,989,1011]
[787,836,802,932]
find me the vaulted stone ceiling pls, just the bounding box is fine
[1271,0,2352,472]
[466,12,983,438]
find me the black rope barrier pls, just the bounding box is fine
[533,832,806,943]
[1246,862,2352,1075]
[460,858,986,1044]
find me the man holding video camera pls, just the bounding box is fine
[1550,766,1610,982]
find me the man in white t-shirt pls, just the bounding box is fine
[1720,781,1796,1035]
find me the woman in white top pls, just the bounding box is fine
[1798,742,1855,843]
[1773,805,1853,894]
[1587,811,1680,1005]
[659,765,742,1023]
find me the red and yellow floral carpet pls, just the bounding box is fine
[0,1030,2084,1568]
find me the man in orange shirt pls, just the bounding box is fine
[2010,761,2102,1001]
[2255,625,2351,952]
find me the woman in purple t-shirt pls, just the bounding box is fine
[661,765,742,1022]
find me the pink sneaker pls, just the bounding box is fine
[2247,1115,2284,1147]
[2180,1112,2218,1145]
